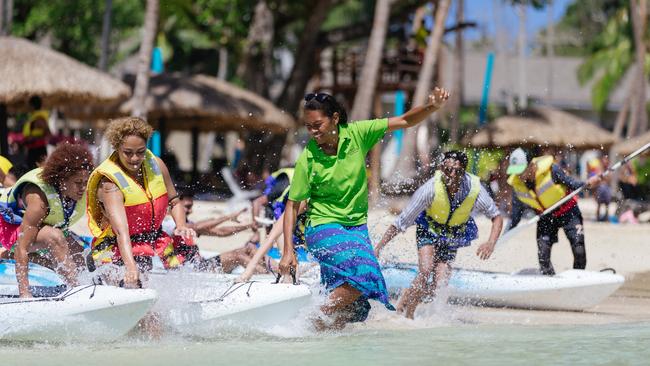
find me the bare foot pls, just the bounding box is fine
[135,311,164,340]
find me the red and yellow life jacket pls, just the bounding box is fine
[86,150,182,268]
[507,155,573,213]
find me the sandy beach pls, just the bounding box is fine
[156,196,650,326]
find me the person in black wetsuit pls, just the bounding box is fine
[505,148,601,275]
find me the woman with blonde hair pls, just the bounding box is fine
[86,117,193,288]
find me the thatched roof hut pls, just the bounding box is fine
[464,107,617,150]
[0,37,130,111]
[66,73,294,134]
[612,131,650,156]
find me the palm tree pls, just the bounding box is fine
[98,0,113,71]
[629,0,647,136]
[276,0,333,116]
[577,2,649,137]
[450,0,465,144]
[350,0,393,203]
[350,0,392,121]
[0,0,13,36]
[237,0,274,97]
[393,0,451,181]
[132,0,159,118]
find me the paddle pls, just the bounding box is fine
[496,141,650,247]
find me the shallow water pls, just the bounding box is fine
[2,320,648,366]
[4,267,649,365]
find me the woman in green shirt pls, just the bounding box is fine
[280,88,449,330]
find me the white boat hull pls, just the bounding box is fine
[382,265,625,311]
[0,285,158,342]
[147,272,312,336]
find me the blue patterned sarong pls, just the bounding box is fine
[305,223,395,310]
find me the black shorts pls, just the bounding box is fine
[537,206,584,245]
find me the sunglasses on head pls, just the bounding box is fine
[304,93,332,103]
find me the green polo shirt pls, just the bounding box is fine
[288,118,388,226]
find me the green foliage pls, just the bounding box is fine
[575,8,633,112]
[570,2,650,113]
[459,148,505,179]
[12,0,143,67]
[322,0,371,31]
[155,0,256,74]
[636,158,650,185]
[555,0,628,56]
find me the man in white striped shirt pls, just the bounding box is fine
[375,151,503,319]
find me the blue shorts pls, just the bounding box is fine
[415,223,458,262]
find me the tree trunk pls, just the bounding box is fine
[348,0,393,204]
[236,0,274,97]
[450,0,464,144]
[517,3,527,110]
[0,0,5,35]
[98,0,113,71]
[217,47,228,81]
[0,104,7,156]
[349,0,392,121]
[545,0,555,103]
[613,91,631,139]
[276,0,333,116]
[629,0,648,136]
[393,0,451,181]
[0,0,12,36]
[131,0,159,119]
[202,47,229,180]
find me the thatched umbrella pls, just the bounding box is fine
[66,73,294,134]
[612,131,650,156]
[65,73,294,179]
[464,107,617,150]
[0,37,131,154]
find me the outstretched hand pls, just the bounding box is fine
[585,174,603,189]
[476,241,496,260]
[174,226,196,241]
[428,87,450,109]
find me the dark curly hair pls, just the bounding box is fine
[441,150,469,170]
[40,143,95,188]
[304,93,348,125]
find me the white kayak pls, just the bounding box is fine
[382,264,625,311]
[0,260,158,342]
[147,271,312,336]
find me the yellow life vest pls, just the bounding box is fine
[507,155,567,211]
[0,155,12,176]
[22,111,49,138]
[86,149,168,244]
[1,168,86,228]
[425,171,481,228]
